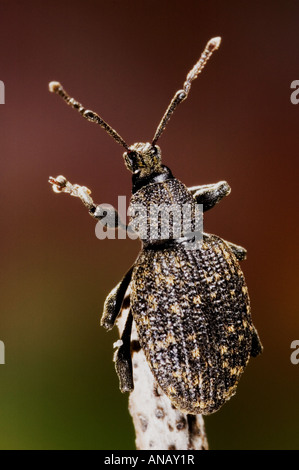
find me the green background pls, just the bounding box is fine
[0,0,298,449]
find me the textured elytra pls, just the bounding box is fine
[130,232,256,415]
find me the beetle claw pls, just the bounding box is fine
[49,175,68,193]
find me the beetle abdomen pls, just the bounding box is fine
[130,234,257,415]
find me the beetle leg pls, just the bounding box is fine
[251,326,263,357]
[188,181,231,212]
[49,175,130,231]
[49,175,94,208]
[224,241,247,261]
[89,204,128,232]
[101,267,133,330]
[114,310,134,393]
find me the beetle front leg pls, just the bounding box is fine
[189,181,231,212]
[49,175,118,223]
[49,175,95,208]
[49,175,129,232]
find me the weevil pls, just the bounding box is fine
[49,37,262,415]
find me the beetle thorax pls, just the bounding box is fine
[128,178,198,246]
[123,142,162,176]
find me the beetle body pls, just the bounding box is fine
[49,36,262,416]
[128,173,260,415]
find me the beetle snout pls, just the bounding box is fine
[218,181,231,197]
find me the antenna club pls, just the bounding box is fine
[207,36,222,51]
[49,81,62,93]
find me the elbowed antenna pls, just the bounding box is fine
[152,37,221,146]
[49,81,130,151]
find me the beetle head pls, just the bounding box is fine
[49,37,221,178]
[123,143,162,176]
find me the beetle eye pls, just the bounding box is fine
[128,151,137,158]
[124,151,139,172]
[127,151,137,163]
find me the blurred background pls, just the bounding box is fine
[0,0,298,450]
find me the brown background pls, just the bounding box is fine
[0,0,298,449]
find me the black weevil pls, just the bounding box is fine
[49,37,262,415]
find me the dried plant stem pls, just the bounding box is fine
[116,298,208,451]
